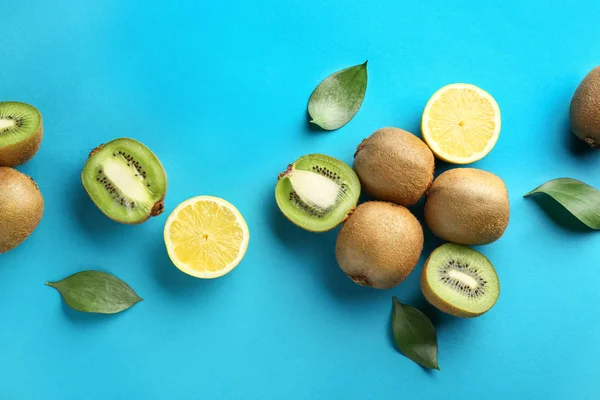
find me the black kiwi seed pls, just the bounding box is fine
[95,169,137,207]
[289,191,328,218]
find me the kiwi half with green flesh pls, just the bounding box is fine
[0,167,44,253]
[425,168,509,245]
[275,154,360,232]
[421,243,499,318]
[82,138,167,224]
[336,201,423,289]
[0,102,43,167]
[570,66,600,149]
[354,127,435,206]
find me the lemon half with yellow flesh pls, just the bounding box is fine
[164,196,249,278]
[422,83,501,164]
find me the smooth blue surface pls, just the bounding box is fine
[1,1,599,399]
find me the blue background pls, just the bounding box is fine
[1,0,599,399]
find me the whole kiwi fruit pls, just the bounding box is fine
[425,168,509,245]
[354,127,435,206]
[0,167,44,253]
[570,66,600,149]
[335,201,424,289]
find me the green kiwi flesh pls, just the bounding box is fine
[421,243,499,318]
[0,102,43,167]
[0,167,44,253]
[275,154,360,232]
[82,138,167,224]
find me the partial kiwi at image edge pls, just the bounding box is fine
[81,138,167,225]
[0,167,44,254]
[0,101,43,167]
[570,66,600,149]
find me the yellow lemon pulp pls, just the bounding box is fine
[422,83,501,164]
[164,196,249,278]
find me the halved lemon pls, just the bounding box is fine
[422,83,501,164]
[164,196,249,279]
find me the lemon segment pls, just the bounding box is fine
[164,196,249,279]
[421,83,501,164]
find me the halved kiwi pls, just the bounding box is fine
[421,243,500,318]
[0,102,43,167]
[275,154,360,232]
[82,138,167,224]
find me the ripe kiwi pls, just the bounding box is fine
[421,243,500,318]
[425,168,509,245]
[335,201,424,289]
[0,167,44,253]
[0,102,43,167]
[82,138,167,224]
[570,66,600,149]
[354,127,435,206]
[275,154,361,232]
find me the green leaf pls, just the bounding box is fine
[308,61,368,130]
[46,270,143,314]
[524,178,600,230]
[391,297,439,370]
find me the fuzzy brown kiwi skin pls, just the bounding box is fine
[82,143,167,225]
[570,66,600,149]
[354,127,435,206]
[0,167,44,253]
[0,108,43,167]
[425,168,509,245]
[420,255,485,318]
[335,201,424,289]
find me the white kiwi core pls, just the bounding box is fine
[288,169,342,211]
[103,158,152,203]
[447,269,479,289]
[0,118,15,131]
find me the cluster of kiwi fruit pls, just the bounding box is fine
[0,99,167,255]
[276,127,509,318]
[0,102,45,254]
